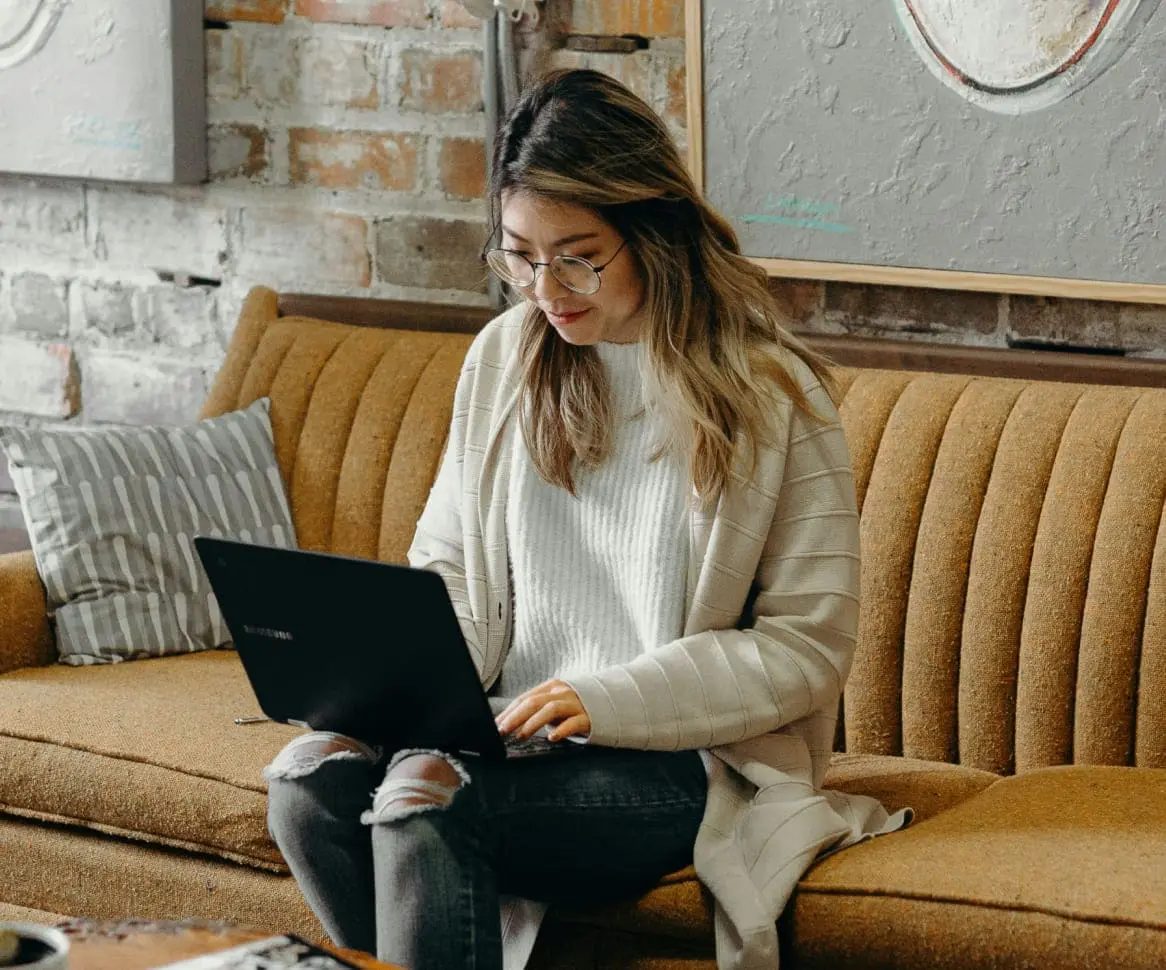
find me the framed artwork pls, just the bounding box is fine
[0,0,206,184]
[686,0,1166,304]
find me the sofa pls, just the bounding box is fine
[1,284,1164,969]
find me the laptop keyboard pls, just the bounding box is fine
[502,733,574,758]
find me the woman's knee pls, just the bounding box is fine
[264,732,382,843]
[263,731,381,783]
[361,750,470,826]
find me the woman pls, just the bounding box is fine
[265,69,909,970]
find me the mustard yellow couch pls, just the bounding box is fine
[1,286,1164,969]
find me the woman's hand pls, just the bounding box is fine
[496,679,591,742]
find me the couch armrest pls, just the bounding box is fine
[0,550,54,673]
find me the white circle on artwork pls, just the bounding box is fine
[893,0,1162,114]
[0,0,68,70]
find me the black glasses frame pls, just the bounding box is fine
[484,239,628,295]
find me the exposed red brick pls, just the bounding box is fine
[826,283,1000,336]
[768,279,824,327]
[666,60,687,127]
[437,137,486,200]
[568,0,684,39]
[400,50,482,113]
[207,0,287,24]
[295,0,427,28]
[439,0,481,28]
[289,129,419,191]
[1008,295,1121,348]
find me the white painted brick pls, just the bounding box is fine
[77,280,139,338]
[80,350,213,426]
[233,206,371,289]
[0,337,80,419]
[89,187,229,280]
[206,28,245,102]
[298,34,380,109]
[0,178,88,264]
[242,30,300,106]
[143,284,221,350]
[7,273,70,337]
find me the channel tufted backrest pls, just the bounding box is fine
[204,288,1166,778]
[835,369,1166,775]
[201,287,472,565]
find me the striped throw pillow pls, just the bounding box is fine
[0,398,296,665]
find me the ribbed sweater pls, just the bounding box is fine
[498,339,689,700]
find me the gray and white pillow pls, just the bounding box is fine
[0,398,296,665]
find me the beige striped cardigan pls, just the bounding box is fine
[408,304,910,970]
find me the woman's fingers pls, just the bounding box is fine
[496,680,569,729]
[516,698,579,739]
[547,713,590,742]
[495,681,590,740]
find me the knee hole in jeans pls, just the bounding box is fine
[262,731,380,782]
[361,750,469,825]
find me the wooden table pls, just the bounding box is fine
[56,918,403,970]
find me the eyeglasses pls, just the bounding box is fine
[484,239,628,296]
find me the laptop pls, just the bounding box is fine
[194,536,571,761]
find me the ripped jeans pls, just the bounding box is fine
[264,732,707,970]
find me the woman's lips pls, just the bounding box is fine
[546,308,589,326]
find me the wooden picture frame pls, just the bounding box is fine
[684,0,1166,306]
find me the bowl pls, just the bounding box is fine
[0,923,69,970]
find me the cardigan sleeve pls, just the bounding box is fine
[565,376,860,750]
[407,341,489,677]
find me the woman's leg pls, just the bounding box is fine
[363,746,707,970]
[264,732,385,954]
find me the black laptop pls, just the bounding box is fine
[194,536,568,760]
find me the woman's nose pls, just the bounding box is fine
[530,263,568,302]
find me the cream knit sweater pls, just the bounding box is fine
[498,339,689,700]
[409,304,911,970]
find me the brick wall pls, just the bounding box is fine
[0,0,496,528]
[0,0,1163,530]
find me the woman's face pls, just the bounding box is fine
[499,191,646,345]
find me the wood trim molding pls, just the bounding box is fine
[685,0,704,189]
[758,257,1166,307]
[279,292,494,333]
[807,332,1166,387]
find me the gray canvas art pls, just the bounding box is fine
[702,0,1166,286]
[0,0,206,183]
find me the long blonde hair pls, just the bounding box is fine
[488,69,836,505]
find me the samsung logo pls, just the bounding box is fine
[243,624,294,641]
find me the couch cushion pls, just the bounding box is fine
[551,753,997,943]
[823,752,1000,821]
[786,766,1166,969]
[0,651,300,870]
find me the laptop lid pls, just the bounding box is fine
[194,536,506,760]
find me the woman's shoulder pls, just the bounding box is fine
[463,301,526,372]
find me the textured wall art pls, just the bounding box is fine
[0,0,205,184]
[693,0,1166,295]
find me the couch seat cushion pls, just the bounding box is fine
[823,751,1000,821]
[786,766,1166,970]
[0,651,300,870]
[550,754,997,943]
